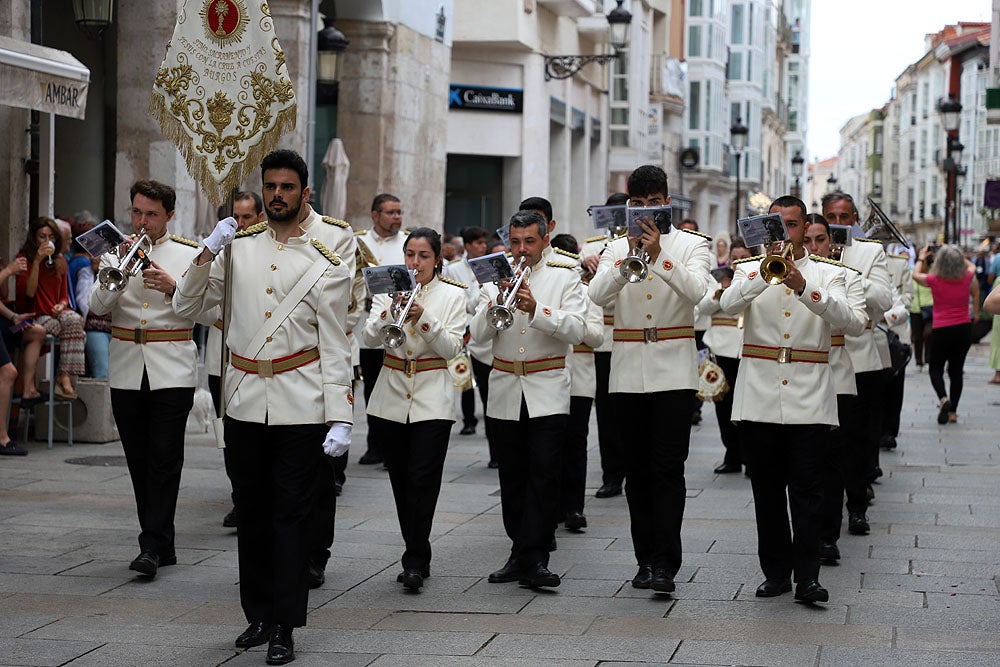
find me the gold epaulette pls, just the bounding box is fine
[682,228,713,240]
[438,275,468,289]
[354,228,367,236]
[888,253,910,260]
[547,260,576,269]
[403,229,411,235]
[585,234,608,244]
[321,216,350,230]
[732,255,764,265]
[235,222,268,238]
[855,237,882,244]
[810,254,862,274]
[310,239,341,266]
[554,247,581,260]
[170,234,200,248]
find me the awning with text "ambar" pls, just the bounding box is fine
[0,35,89,120]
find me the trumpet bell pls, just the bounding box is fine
[98,266,129,291]
[486,305,515,331]
[760,244,795,285]
[381,324,407,349]
[620,256,648,283]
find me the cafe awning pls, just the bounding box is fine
[0,35,89,120]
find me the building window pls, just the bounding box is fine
[689,0,703,16]
[727,52,742,80]
[610,49,629,147]
[789,110,798,132]
[731,4,744,44]
[688,26,702,58]
[705,80,712,130]
[689,81,701,130]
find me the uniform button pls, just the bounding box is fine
[266,287,273,295]
[519,347,525,353]
[405,393,412,399]
[647,275,653,281]
[277,243,284,250]
[520,328,527,334]
[271,264,277,271]
[266,336,273,343]
[265,311,272,318]
[783,333,790,339]
[142,302,148,308]
[784,311,791,317]
[781,379,788,386]
[140,319,147,325]
[785,288,792,295]
[646,293,652,300]
[406,350,413,356]
[646,314,652,320]
[410,328,416,335]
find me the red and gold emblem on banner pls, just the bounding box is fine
[201,0,249,48]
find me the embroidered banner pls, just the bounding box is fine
[150,0,296,206]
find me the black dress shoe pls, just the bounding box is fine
[631,564,653,589]
[158,551,177,567]
[880,435,897,450]
[222,506,238,528]
[397,566,430,581]
[398,568,424,590]
[595,482,622,499]
[128,551,159,577]
[651,567,675,593]
[306,562,325,589]
[518,564,560,588]
[690,410,702,425]
[235,621,272,649]
[755,578,792,597]
[487,460,499,469]
[819,542,840,564]
[713,463,742,474]
[459,424,476,435]
[564,511,587,532]
[488,558,522,583]
[358,451,383,465]
[266,625,295,665]
[794,580,829,603]
[848,512,870,535]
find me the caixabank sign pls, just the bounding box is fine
[449,84,523,113]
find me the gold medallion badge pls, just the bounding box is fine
[201,0,249,48]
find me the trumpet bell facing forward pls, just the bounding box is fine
[760,244,794,285]
[486,304,515,331]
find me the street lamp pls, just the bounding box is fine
[939,95,962,132]
[730,117,748,221]
[72,0,115,39]
[791,151,804,198]
[938,95,963,243]
[826,174,838,193]
[544,0,633,80]
[317,18,350,104]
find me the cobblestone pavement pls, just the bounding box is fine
[0,343,998,666]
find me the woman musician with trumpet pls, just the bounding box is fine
[361,228,467,591]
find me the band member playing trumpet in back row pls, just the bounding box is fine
[89,180,212,579]
[589,165,712,595]
[362,228,467,591]
[720,196,864,605]
[474,211,587,589]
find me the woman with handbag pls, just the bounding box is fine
[362,228,467,591]
[912,244,978,424]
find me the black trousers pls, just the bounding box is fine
[359,348,385,457]
[613,390,693,575]
[928,322,972,410]
[309,455,338,569]
[910,311,932,365]
[208,374,239,507]
[594,351,623,486]
[714,356,742,467]
[562,396,592,515]
[224,417,326,628]
[819,395,863,543]
[470,357,497,462]
[489,401,565,568]
[882,366,905,439]
[111,376,194,558]
[854,369,888,484]
[372,416,451,571]
[741,421,827,583]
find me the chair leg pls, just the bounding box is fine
[47,336,55,450]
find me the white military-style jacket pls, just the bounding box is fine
[444,257,493,365]
[581,233,616,353]
[588,228,712,394]
[174,225,353,426]
[89,233,210,391]
[842,239,893,373]
[355,227,407,351]
[553,249,604,399]
[470,257,587,420]
[884,253,914,340]
[829,263,868,396]
[699,279,744,359]
[362,275,467,423]
[720,253,860,426]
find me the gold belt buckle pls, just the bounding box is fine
[133,328,147,345]
[737,314,745,330]
[777,347,792,364]
[513,360,527,376]
[257,358,274,378]
[404,359,417,377]
[643,327,658,344]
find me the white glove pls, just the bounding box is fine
[323,422,352,457]
[203,217,238,255]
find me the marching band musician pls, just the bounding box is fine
[89,180,214,580]
[880,247,914,451]
[581,192,629,499]
[473,211,587,589]
[822,193,893,530]
[720,196,863,604]
[588,165,712,594]
[802,214,868,566]
[361,228,467,591]
[355,194,408,466]
[174,154,353,665]
[550,233,605,533]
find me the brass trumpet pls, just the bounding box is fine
[620,239,649,283]
[98,230,152,291]
[381,289,419,349]
[760,243,795,285]
[487,256,531,330]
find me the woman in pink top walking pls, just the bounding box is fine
[912,245,979,424]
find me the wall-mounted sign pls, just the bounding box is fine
[449,84,523,113]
